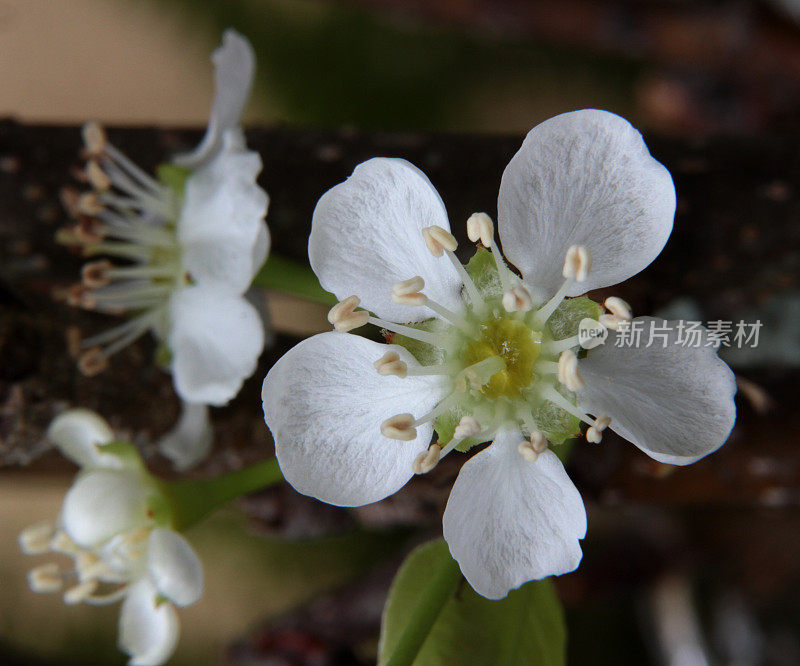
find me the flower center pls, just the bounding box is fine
[462,315,542,400]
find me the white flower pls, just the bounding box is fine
[20,410,203,666]
[61,29,267,412]
[261,110,737,600]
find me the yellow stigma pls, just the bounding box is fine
[463,315,542,399]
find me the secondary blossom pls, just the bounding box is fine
[20,410,204,665]
[262,110,737,599]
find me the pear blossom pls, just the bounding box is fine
[19,409,203,666]
[261,110,737,599]
[59,30,268,468]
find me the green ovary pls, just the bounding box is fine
[462,316,542,399]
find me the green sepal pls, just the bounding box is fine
[548,296,602,341]
[527,387,581,446]
[97,440,147,472]
[156,163,191,198]
[154,343,173,369]
[464,246,503,300]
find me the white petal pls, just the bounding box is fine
[576,317,737,465]
[157,401,214,472]
[262,331,445,507]
[309,158,462,322]
[119,579,180,666]
[498,110,676,297]
[61,470,148,548]
[174,29,255,168]
[168,286,264,406]
[179,130,269,294]
[443,429,587,600]
[146,529,204,608]
[47,408,121,469]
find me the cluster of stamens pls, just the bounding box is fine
[20,520,149,607]
[58,123,186,376]
[328,213,633,474]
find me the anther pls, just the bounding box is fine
[77,192,105,216]
[562,245,591,282]
[28,564,63,593]
[454,415,481,440]
[586,414,612,443]
[81,260,113,289]
[413,444,441,474]
[421,225,458,257]
[66,284,95,309]
[374,350,408,378]
[64,579,98,605]
[328,295,369,332]
[466,212,494,247]
[502,284,533,313]
[391,276,426,306]
[558,350,585,391]
[518,431,548,462]
[82,122,107,157]
[85,160,111,191]
[604,296,632,321]
[78,347,109,376]
[60,187,82,218]
[49,530,79,556]
[380,414,417,441]
[19,522,55,555]
[74,218,106,244]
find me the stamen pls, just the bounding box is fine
[84,241,151,261]
[455,355,505,392]
[518,430,548,462]
[421,226,457,257]
[28,564,63,593]
[541,387,595,427]
[50,530,80,556]
[103,143,166,197]
[412,392,459,427]
[374,351,407,378]
[440,415,482,457]
[83,586,129,606]
[557,350,585,391]
[543,335,580,355]
[391,276,426,306]
[81,260,112,288]
[367,316,440,346]
[85,160,111,191]
[380,414,417,441]
[78,192,105,216]
[586,414,612,443]
[78,348,110,376]
[328,296,369,332]
[413,444,441,474]
[64,579,99,605]
[534,360,560,375]
[466,212,494,248]
[82,122,107,157]
[599,314,630,331]
[19,522,55,555]
[563,245,591,282]
[604,296,632,321]
[444,250,487,313]
[502,284,533,313]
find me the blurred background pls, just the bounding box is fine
[3,0,800,664]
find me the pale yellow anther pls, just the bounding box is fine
[604,296,632,321]
[64,579,98,605]
[413,444,441,474]
[422,225,458,257]
[557,350,585,391]
[77,192,105,216]
[81,260,112,289]
[502,284,533,313]
[586,414,611,443]
[328,295,369,332]
[562,245,591,282]
[28,564,63,594]
[391,276,426,306]
[466,212,494,248]
[518,431,547,462]
[374,350,408,378]
[78,347,109,377]
[380,413,417,441]
[454,415,480,440]
[19,522,55,555]
[82,122,107,156]
[85,160,111,191]
[599,314,628,331]
[67,284,96,310]
[49,530,79,556]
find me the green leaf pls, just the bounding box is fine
[379,539,567,666]
[251,254,337,305]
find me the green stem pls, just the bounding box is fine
[163,458,283,531]
[252,254,336,305]
[384,551,463,666]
